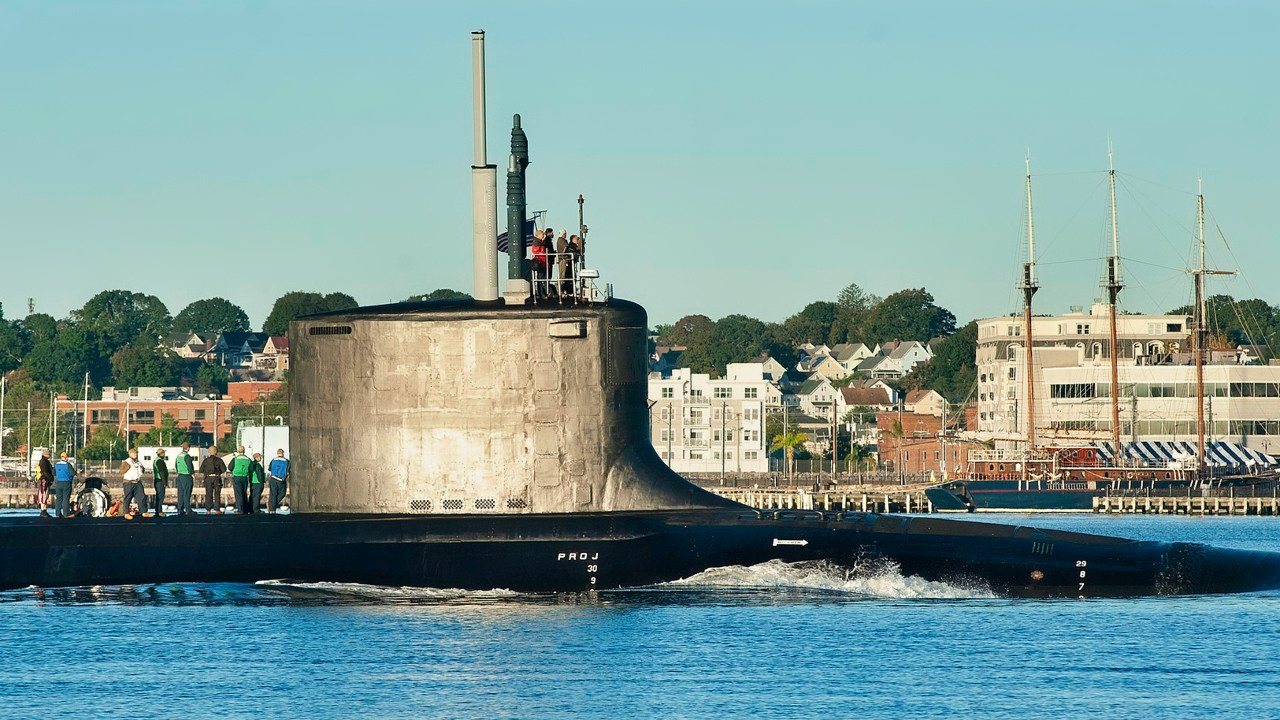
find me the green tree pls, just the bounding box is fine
[70,290,171,357]
[1169,295,1280,355]
[111,343,183,388]
[173,298,250,334]
[770,431,808,482]
[655,314,714,347]
[134,413,189,447]
[23,327,110,391]
[846,443,875,472]
[679,314,790,377]
[779,301,837,346]
[858,288,956,345]
[902,320,977,400]
[80,424,127,463]
[831,283,881,343]
[191,363,231,395]
[18,313,57,345]
[404,289,471,302]
[0,304,26,373]
[263,291,358,335]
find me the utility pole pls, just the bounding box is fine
[940,398,949,479]
[82,372,90,451]
[50,392,57,454]
[719,401,726,485]
[261,400,267,458]
[26,403,32,476]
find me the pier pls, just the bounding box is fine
[1093,493,1280,516]
[713,486,934,514]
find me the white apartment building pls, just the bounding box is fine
[648,363,771,473]
[976,304,1280,454]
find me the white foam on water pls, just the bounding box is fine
[665,559,996,600]
[255,579,521,600]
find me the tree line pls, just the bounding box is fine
[652,283,962,386]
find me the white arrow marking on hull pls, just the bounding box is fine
[772,539,809,547]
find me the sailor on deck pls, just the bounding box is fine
[53,452,76,518]
[228,447,252,514]
[267,449,289,513]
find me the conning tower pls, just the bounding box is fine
[288,31,735,516]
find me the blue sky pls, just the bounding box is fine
[2,1,1275,330]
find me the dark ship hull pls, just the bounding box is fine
[5,509,1280,598]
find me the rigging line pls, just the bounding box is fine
[1121,257,1191,274]
[1115,170,1197,197]
[1115,178,1194,267]
[1039,257,1103,266]
[1035,176,1108,265]
[1201,204,1275,354]
[1033,170,1109,177]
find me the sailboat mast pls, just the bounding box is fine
[1022,157,1039,457]
[1106,147,1124,461]
[1194,179,1207,478]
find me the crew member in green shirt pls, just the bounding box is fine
[228,446,253,514]
[173,443,197,516]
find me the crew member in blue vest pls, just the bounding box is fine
[228,446,253,513]
[267,448,290,513]
[173,443,197,515]
[152,448,170,517]
[53,451,77,518]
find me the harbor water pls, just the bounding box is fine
[3,511,1278,719]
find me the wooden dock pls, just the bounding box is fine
[1093,494,1280,516]
[712,487,933,514]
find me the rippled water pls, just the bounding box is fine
[3,513,1279,719]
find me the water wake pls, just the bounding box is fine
[663,559,995,600]
[255,579,521,601]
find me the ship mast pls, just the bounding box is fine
[1194,180,1207,479]
[1022,156,1039,464]
[1193,180,1235,480]
[1106,147,1124,462]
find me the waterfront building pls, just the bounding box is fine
[976,304,1280,454]
[647,363,770,473]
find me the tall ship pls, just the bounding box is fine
[2,33,1280,596]
[929,155,1278,512]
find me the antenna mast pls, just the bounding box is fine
[1021,156,1040,461]
[1106,146,1124,461]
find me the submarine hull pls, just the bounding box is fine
[4,510,1279,598]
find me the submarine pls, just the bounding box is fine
[3,32,1280,598]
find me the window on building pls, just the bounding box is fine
[689,410,704,424]
[1091,342,1103,359]
[659,429,671,442]
[661,387,673,399]
[194,409,207,420]
[91,409,121,424]
[1166,323,1182,333]
[744,387,758,399]
[690,452,704,460]
[745,451,758,460]
[691,389,704,398]
[129,410,156,424]
[660,407,671,421]
[713,387,731,399]
[1076,324,1090,335]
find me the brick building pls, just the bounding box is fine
[877,407,981,476]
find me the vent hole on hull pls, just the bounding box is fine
[505,498,528,509]
[409,499,433,512]
[442,499,464,510]
[309,325,353,336]
[475,498,496,510]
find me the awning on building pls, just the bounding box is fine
[1088,440,1277,469]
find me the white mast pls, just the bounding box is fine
[469,30,500,302]
[1105,145,1123,458]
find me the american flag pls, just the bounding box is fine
[496,218,537,253]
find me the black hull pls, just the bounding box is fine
[4,510,1280,598]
